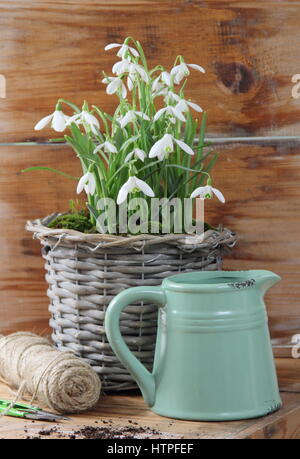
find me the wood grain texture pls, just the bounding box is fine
[0,144,80,334]
[0,358,300,439]
[0,1,300,141]
[206,139,300,343]
[0,140,299,343]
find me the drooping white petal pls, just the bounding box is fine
[86,172,96,195]
[52,110,67,132]
[128,46,139,58]
[134,177,155,197]
[117,177,135,204]
[124,152,134,163]
[121,82,127,98]
[94,141,117,154]
[187,101,203,112]
[93,144,102,155]
[83,112,100,129]
[134,148,146,161]
[77,173,88,194]
[120,111,135,128]
[149,139,163,158]
[211,187,225,203]
[135,111,150,121]
[34,113,54,131]
[161,71,172,86]
[190,186,203,199]
[171,106,186,122]
[116,44,127,58]
[174,138,194,155]
[152,76,161,92]
[175,100,188,112]
[106,78,121,95]
[104,43,122,51]
[149,134,174,160]
[134,64,149,83]
[187,63,205,73]
[104,141,117,153]
[127,75,135,91]
[153,107,167,122]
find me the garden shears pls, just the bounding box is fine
[0,399,70,421]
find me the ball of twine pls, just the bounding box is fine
[0,332,101,414]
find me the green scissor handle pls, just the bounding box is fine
[0,399,36,417]
[0,399,69,421]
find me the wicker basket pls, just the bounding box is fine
[26,214,237,391]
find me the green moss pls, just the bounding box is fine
[48,212,214,234]
[48,212,94,233]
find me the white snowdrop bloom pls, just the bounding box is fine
[94,141,117,155]
[125,148,146,163]
[67,110,100,134]
[171,62,205,84]
[112,59,148,88]
[104,42,139,59]
[112,58,131,75]
[119,110,150,128]
[151,77,168,97]
[77,172,96,195]
[164,92,202,113]
[117,176,154,205]
[34,109,70,132]
[175,99,203,113]
[153,105,186,123]
[151,72,172,97]
[190,185,225,203]
[102,76,127,98]
[161,71,172,86]
[127,63,149,90]
[149,133,194,161]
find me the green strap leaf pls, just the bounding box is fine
[22,166,79,180]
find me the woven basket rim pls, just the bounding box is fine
[26,213,237,249]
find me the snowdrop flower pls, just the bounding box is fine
[112,59,148,86]
[125,148,146,163]
[190,185,225,203]
[119,110,150,128]
[171,62,205,84]
[117,176,154,204]
[105,43,139,59]
[175,99,203,113]
[127,63,149,90]
[112,58,131,75]
[34,108,70,132]
[94,141,117,155]
[165,92,202,113]
[149,133,194,161]
[161,71,172,86]
[102,76,127,98]
[67,110,100,134]
[77,172,96,195]
[154,105,186,123]
[151,72,172,97]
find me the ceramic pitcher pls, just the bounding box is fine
[105,270,281,421]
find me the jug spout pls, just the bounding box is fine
[254,270,281,295]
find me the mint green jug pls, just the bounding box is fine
[105,270,281,421]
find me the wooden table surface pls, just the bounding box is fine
[0,358,300,439]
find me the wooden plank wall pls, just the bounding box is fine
[0,0,300,141]
[0,1,299,348]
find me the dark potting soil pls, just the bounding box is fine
[26,422,161,439]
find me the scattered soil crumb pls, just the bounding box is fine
[26,424,161,439]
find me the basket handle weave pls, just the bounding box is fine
[105,286,166,406]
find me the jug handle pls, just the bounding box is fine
[105,286,166,407]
